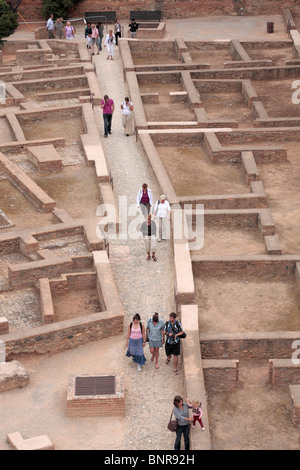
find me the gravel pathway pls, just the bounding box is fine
[92,45,186,450]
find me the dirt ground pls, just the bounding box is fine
[207,360,299,450]
[157,145,248,196]
[245,45,297,65]
[52,288,101,322]
[140,82,195,122]
[192,224,265,256]
[195,274,300,334]
[29,165,101,220]
[254,79,300,118]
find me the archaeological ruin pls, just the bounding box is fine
[0,3,300,451]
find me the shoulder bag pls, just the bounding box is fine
[167,410,178,432]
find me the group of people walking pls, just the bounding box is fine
[47,15,76,40]
[46,13,205,449]
[100,94,134,137]
[126,312,183,374]
[138,185,171,262]
[125,312,205,449]
[48,15,140,59]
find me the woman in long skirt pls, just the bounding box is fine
[121,97,135,136]
[126,314,146,371]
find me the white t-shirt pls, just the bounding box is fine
[155,200,171,218]
[121,101,133,115]
[47,18,54,31]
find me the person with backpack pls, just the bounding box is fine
[125,314,146,371]
[145,313,165,369]
[163,312,184,375]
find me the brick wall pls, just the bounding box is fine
[2,311,123,359]
[200,333,300,360]
[17,0,298,21]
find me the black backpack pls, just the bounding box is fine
[130,321,143,333]
[165,320,186,339]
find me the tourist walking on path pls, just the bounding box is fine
[47,14,55,39]
[128,18,139,38]
[173,396,193,450]
[85,22,92,48]
[121,97,134,136]
[140,213,157,262]
[126,314,146,371]
[137,183,153,217]
[64,21,76,41]
[164,312,184,375]
[104,30,116,60]
[90,24,100,55]
[153,195,171,242]
[145,313,165,369]
[100,95,115,137]
[114,19,122,45]
[97,23,104,51]
[54,18,63,39]
[187,399,205,430]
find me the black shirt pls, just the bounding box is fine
[129,21,139,32]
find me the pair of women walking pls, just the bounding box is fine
[125,313,164,370]
[125,312,184,373]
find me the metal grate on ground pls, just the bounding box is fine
[75,375,116,396]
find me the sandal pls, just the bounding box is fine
[146,255,151,261]
[174,370,179,375]
[166,358,170,365]
[152,255,157,262]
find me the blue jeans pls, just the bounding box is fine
[99,37,103,50]
[174,424,190,450]
[103,114,112,136]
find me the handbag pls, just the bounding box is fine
[167,410,178,432]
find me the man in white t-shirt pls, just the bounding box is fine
[47,14,55,39]
[153,195,171,242]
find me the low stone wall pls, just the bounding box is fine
[0,151,56,213]
[200,331,300,360]
[192,254,300,278]
[0,361,29,392]
[0,317,9,335]
[203,359,239,392]
[181,305,212,450]
[0,64,85,83]
[136,22,166,39]
[2,310,123,360]
[269,359,300,389]
[190,65,300,81]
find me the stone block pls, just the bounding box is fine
[27,145,63,172]
[0,317,9,335]
[0,361,29,393]
[7,432,55,450]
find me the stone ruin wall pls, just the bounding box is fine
[17,0,299,21]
